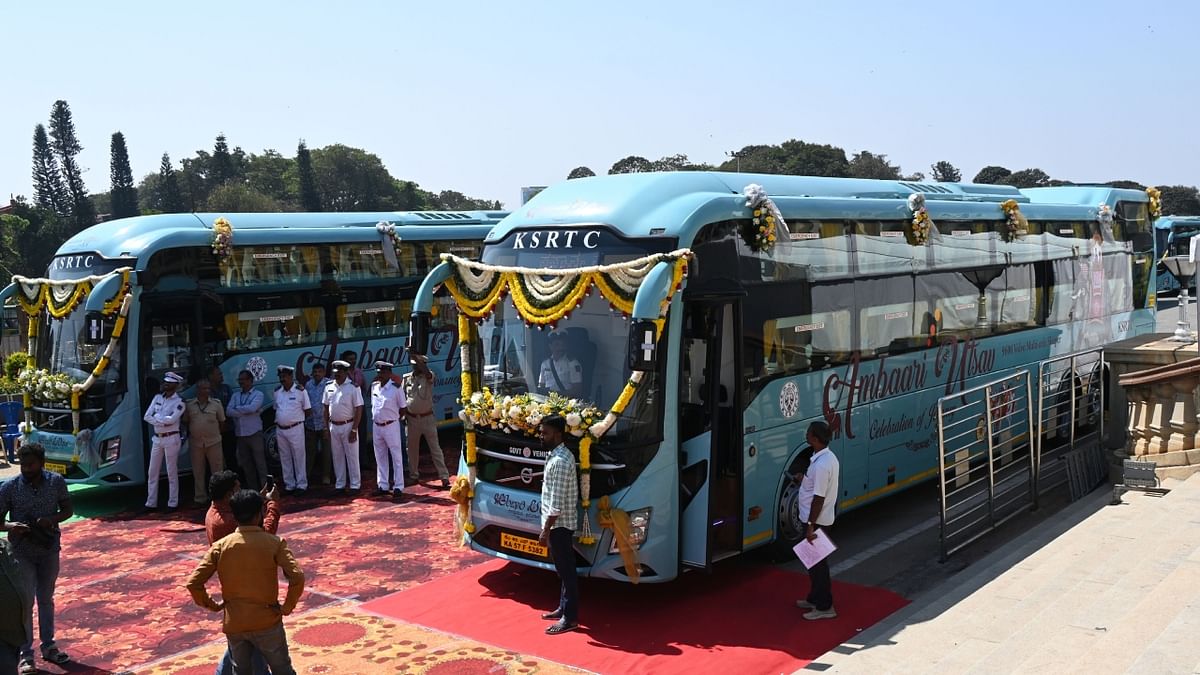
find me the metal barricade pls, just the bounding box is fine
[936,371,1037,560]
[1035,348,1106,501]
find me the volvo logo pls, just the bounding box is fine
[520,467,534,484]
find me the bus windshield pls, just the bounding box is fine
[34,306,122,390]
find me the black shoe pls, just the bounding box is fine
[440,478,451,489]
[545,621,578,635]
[541,610,563,621]
[393,489,404,500]
[336,488,347,496]
[295,488,307,496]
[374,487,389,496]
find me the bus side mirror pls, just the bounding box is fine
[408,312,431,355]
[628,320,658,371]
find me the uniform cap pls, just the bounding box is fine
[374,360,394,370]
[331,360,350,370]
[163,372,184,384]
[277,365,295,374]
[548,329,568,341]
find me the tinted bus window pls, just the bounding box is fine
[337,299,412,339]
[333,243,396,281]
[856,275,917,355]
[745,280,852,384]
[225,307,326,352]
[220,246,321,287]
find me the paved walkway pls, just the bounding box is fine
[806,475,1200,674]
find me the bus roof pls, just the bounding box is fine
[58,211,507,263]
[489,172,1149,242]
[1154,215,1200,231]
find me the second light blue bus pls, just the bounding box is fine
[2,210,502,487]
[1154,215,1200,294]
[412,172,1154,582]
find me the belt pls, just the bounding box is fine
[374,419,397,427]
[407,411,433,418]
[277,422,301,430]
[156,431,180,438]
[331,419,353,426]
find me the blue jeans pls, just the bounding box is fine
[215,644,269,675]
[17,550,59,661]
[548,527,579,623]
[227,622,294,675]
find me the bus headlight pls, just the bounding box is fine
[610,507,651,554]
[100,437,121,464]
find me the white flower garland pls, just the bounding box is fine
[442,249,693,278]
[743,184,786,251]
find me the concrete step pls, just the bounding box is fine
[813,475,1200,674]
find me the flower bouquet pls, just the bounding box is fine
[211,217,234,258]
[18,368,79,404]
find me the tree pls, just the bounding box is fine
[244,149,293,204]
[310,144,404,211]
[205,183,285,212]
[609,156,654,174]
[1156,185,1200,216]
[210,133,234,187]
[4,197,68,278]
[31,124,68,215]
[972,166,1012,185]
[930,161,962,183]
[296,140,321,211]
[1105,180,1146,190]
[109,132,140,219]
[567,166,595,179]
[399,180,421,210]
[156,153,185,213]
[848,151,902,180]
[48,100,96,232]
[1002,168,1051,189]
[716,140,851,177]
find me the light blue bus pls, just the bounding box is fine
[1,210,502,486]
[1154,216,1200,294]
[411,172,1155,582]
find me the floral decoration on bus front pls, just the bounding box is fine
[742,183,785,252]
[211,217,234,259]
[460,389,602,438]
[999,199,1027,243]
[18,369,78,404]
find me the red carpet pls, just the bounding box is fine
[362,558,909,674]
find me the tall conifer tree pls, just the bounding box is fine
[157,153,185,213]
[48,100,96,231]
[31,124,68,215]
[109,132,140,219]
[210,133,234,187]
[297,139,322,211]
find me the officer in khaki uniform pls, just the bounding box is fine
[403,355,450,489]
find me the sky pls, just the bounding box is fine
[2,0,1197,208]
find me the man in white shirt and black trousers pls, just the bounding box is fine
[370,361,407,499]
[793,420,840,621]
[272,365,312,494]
[143,371,187,512]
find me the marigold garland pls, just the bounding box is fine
[907,194,933,245]
[742,184,785,252]
[211,217,234,258]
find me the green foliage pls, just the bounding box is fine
[5,352,28,380]
[310,144,403,211]
[210,133,235,187]
[31,124,68,215]
[1105,180,1146,190]
[297,140,322,211]
[4,198,67,277]
[930,161,961,183]
[1002,168,1051,189]
[567,166,595,179]
[206,183,287,213]
[609,156,654,174]
[244,149,294,204]
[0,378,22,396]
[156,153,185,213]
[848,151,901,180]
[109,132,140,219]
[972,166,1012,185]
[716,140,851,177]
[1156,186,1200,216]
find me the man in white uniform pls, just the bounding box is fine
[538,330,584,398]
[323,360,364,494]
[370,361,407,498]
[793,420,840,621]
[272,365,312,494]
[143,371,186,511]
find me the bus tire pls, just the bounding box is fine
[770,476,805,559]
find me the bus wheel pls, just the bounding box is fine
[772,477,805,557]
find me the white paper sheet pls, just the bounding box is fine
[793,529,837,569]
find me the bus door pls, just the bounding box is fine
[138,294,205,469]
[679,297,744,570]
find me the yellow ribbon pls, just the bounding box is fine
[597,496,640,584]
[449,475,475,540]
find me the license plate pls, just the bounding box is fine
[500,532,548,558]
[44,461,68,476]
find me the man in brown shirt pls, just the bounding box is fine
[403,355,450,488]
[186,490,304,675]
[185,379,227,504]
